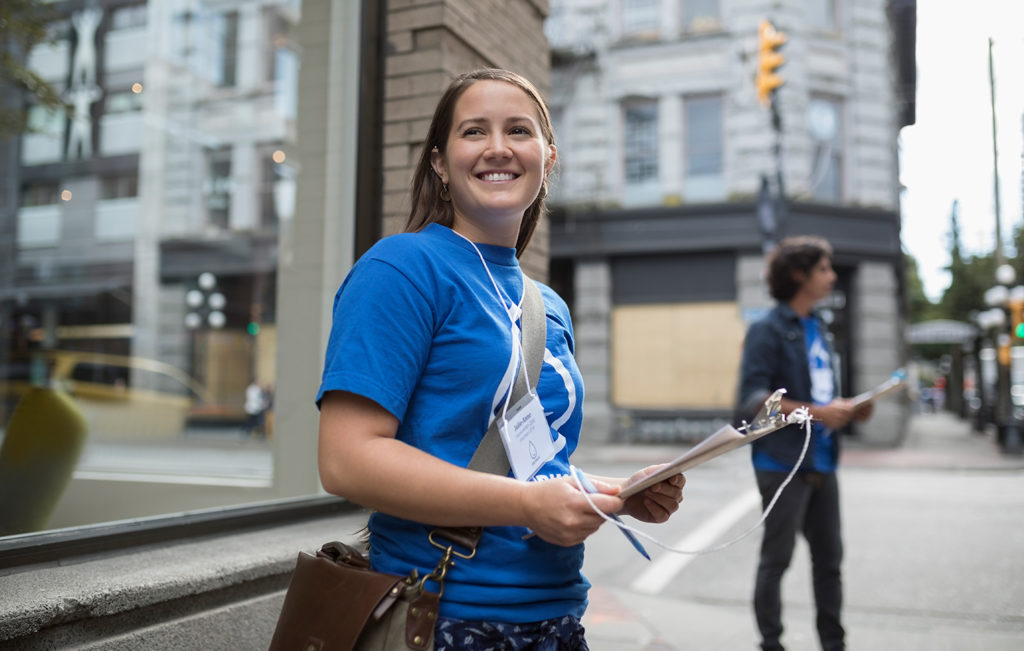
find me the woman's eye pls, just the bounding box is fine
[462,127,484,136]
[509,126,531,136]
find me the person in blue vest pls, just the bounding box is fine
[316,68,685,650]
[735,235,873,651]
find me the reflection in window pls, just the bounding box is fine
[685,95,723,176]
[20,181,62,207]
[26,104,66,136]
[682,0,720,32]
[1,0,356,540]
[260,150,295,227]
[100,174,138,200]
[623,0,660,38]
[110,4,147,31]
[209,10,239,88]
[273,48,299,120]
[205,148,232,229]
[624,100,659,184]
[105,89,143,114]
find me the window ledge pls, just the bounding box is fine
[0,504,368,646]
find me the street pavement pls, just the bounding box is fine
[572,412,1024,650]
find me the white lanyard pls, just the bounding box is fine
[451,230,535,423]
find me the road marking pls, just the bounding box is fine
[630,488,761,595]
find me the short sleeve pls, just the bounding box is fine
[316,258,436,421]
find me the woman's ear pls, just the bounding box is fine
[545,144,557,175]
[430,146,448,184]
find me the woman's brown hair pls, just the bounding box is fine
[404,68,556,258]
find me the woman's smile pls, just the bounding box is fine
[431,79,556,247]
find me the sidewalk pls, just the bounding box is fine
[580,411,1024,650]
[842,411,1024,471]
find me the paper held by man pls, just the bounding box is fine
[619,388,791,500]
[849,368,907,409]
[618,370,908,500]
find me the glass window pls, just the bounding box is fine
[259,148,295,227]
[105,88,144,114]
[809,96,843,202]
[205,147,233,229]
[623,0,660,38]
[2,0,360,540]
[110,4,147,31]
[808,0,839,32]
[684,95,723,176]
[100,174,138,200]
[207,10,239,88]
[682,0,720,32]
[20,181,61,207]
[624,100,659,184]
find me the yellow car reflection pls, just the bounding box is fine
[2,352,213,440]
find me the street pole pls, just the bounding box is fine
[770,97,787,237]
[988,37,1003,265]
[988,40,1021,454]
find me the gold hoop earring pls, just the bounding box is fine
[439,183,451,202]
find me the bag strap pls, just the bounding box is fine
[429,277,546,558]
[467,276,546,476]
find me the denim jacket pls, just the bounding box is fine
[735,303,841,469]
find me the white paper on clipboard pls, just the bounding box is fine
[618,389,790,500]
[850,370,907,409]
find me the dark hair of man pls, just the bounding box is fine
[404,68,556,258]
[766,235,834,302]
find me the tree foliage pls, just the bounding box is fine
[905,253,938,322]
[0,0,65,139]
[908,200,1024,330]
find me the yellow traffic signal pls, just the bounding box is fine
[756,19,787,107]
[1011,299,1024,338]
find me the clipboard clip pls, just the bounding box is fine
[742,388,788,438]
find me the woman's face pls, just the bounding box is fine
[431,80,556,246]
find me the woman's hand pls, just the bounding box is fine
[518,476,623,546]
[620,465,686,523]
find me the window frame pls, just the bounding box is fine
[623,98,660,186]
[0,0,369,563]
[808,95,844,202]
[683,93,723,178]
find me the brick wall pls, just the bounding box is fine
[382,0,551,279]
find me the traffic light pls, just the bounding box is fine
[1011,299,1024,338]
[756,19,787,107]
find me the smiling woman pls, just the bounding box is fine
[314,69,685,650]
[428,80,556,248]
[406,69,558,258]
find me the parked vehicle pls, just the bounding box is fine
[1,351,213,440]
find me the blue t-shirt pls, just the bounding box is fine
[316,223,588,623]
[803,316,837,472]
[753,315,836,473]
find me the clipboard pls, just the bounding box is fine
[849,369,907,409]
[619,389,791,500]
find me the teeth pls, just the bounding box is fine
[480,172,516,182]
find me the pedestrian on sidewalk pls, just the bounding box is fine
[734,235,874,651]
[316,68,685,651]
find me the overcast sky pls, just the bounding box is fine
[899,1,1024,301]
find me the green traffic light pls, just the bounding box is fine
[247,322,260,336]
[1016,322,1024,338]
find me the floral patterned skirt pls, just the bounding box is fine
[434,614,589,651]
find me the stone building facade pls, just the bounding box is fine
[544,0,916,446]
